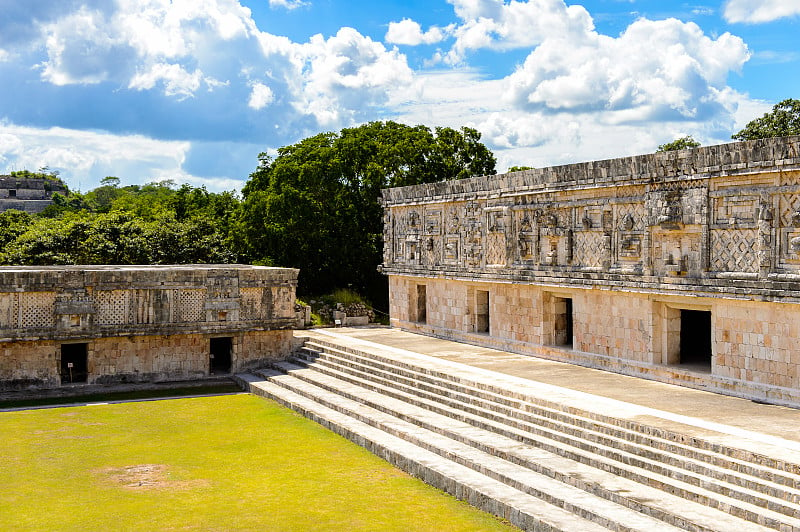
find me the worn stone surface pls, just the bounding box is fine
[381,136,800,406]
[0,265,298,390]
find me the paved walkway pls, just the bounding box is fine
[298,326,800,464]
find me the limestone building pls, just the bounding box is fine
[0,265,297,390]
[0,175,69,214]
[381,136,800,407]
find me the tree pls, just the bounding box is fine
[236,121,496,305]
[657,136,700,152]
[1,180,240,266]
[732,99,800,141]
[508,166,534,172]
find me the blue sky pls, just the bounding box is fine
[0,0,798,192]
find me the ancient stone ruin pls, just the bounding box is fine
[381,135,800,407]
[0,265,297,390]
[0,175,69,214]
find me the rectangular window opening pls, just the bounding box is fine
[210,337,233,374]
[8,189,16,198]
[476,290,490,334]
[677,309,712,370]
[60,343,88,384]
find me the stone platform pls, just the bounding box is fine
[239,326,800,531]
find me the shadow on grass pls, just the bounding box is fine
[0,382,242,410]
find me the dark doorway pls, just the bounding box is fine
[554,297,573,347]
[210,337,233,374]
[60,343,88,384]
[679,310,712,368]
[476,290,490,334]
[416,284,427,324]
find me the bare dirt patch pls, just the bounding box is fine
[96,464,208,490]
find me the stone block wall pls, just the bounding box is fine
[383,136,800,406]
[0,265,298,390]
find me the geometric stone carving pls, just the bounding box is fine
[711,229,758,273]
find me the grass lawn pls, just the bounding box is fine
[0,394,516,531]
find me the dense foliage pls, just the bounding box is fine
[0,181,239,266]
[657,136,701,152]
[236,121,496,303]
[1,121,496,307]
[732,99,800,141]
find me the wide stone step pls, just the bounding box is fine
[293,347,800,519]
[301,340,800,489]
[250,369,686,532]
[234,373,612,532]
[264,362,799,532]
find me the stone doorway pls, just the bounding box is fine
[554,297,573,347]
[210,337,233,374]
[416,284,427,324]
[679,310,712,369]
[60,343,88,384]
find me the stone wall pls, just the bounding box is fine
[0,265,298,390]
[382,136,800,406]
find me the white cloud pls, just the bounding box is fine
[723,0,800,23]
[268,0,308,9]
[297,27,414,126]
[24,1,412,129]
[444,0,595,63]
[503,17,749,123]
[0,121,194,189]
[385,19,449,45]
[129,63,208,99]
[248,82,275,109]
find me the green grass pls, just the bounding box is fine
[0,394,516,531]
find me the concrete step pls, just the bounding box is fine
[233,373,613,532]
[249,369,686,532]
[265,361,800,532]
[296,343,800,516]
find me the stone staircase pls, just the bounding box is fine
[236,335,800,531]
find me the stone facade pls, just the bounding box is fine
[0,176,69,214]
[381,135,800,407]
[0,265,298,390]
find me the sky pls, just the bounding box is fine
[0,0,798,192]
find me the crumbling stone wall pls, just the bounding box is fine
[0,265,298,390]
[382,136,800,406]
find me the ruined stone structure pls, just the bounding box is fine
[0,265,298,390]
[382,135,800,407]
[0,176,69,214]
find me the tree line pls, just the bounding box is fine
[1,104,797,308]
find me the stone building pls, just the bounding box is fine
[0,176,69,214]
[381,135,800,407]
[0,265,298,390]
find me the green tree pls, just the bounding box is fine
[1,179,240,266]
[508,166,533,172]
[0,210,33,249]
[657,136,701,152]
[732,99,800,141]
[237,121,496,304]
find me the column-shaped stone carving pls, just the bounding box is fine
[757,194,774,278]
[602,209,613,270]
